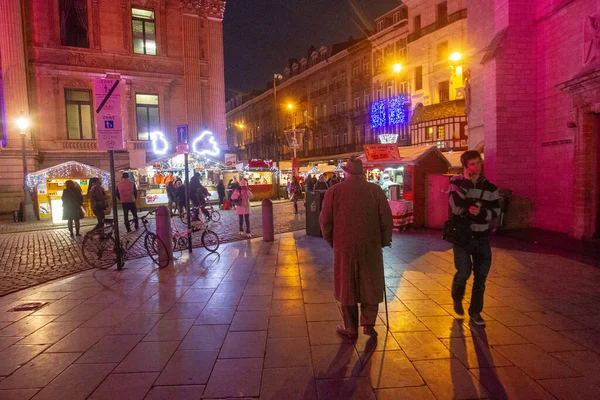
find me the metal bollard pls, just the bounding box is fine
[155,205,173,267]
[262,199,274,242]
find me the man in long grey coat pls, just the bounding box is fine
[320,156,393,338]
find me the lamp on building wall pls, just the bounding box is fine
[16,112,36,222]
[393,63,403,73]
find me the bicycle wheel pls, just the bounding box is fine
[201,230,220,253]
[210,210,221,222]
[144,232,170,268]
[81,227,117,269]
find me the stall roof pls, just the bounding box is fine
[409,100,466,125]
[27,161,111,189]
[359,145,451,168]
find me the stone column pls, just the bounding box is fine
[0,0,31,148]
[180,1,204,137]
[205,1,227,148]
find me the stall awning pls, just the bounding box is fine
[409,100,466,125]
[27,161,111,189]
[358,145,451,168]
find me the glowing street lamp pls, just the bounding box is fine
[235,123,245,129]
[16,112,36,222]
[449,52,463,62]
[287,103,294,110]
[392,63,403,73]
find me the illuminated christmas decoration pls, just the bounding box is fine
[370,100,386,129]
[379,134,399,144]
[307,166,322,175]
[192,130,220,157]
[388,95,407,125]
[27,161,110,189]
[150,131,169,155]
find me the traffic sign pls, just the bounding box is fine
[177,125,189,144]
[94,78,120,115]
[97,114,123,150]
[94,78,124,150]
[176,143,189,155]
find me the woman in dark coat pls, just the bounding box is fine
[175,180,187,216]
[217,179,226,208]
[62,180,84,237]
[166,180,176,216]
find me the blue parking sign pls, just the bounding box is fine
[104,120,114,129]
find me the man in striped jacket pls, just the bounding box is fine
[449,150,501,326]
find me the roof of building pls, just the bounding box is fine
[409,99,466,124]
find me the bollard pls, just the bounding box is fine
[155,205,173,267]
[262,199,274,242]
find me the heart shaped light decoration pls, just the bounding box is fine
[150,131,169,155]
[192,130,220,157]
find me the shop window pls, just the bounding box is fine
[415,66,423,91]
[426,126,434,141]
[439,80,450,102]
[133,7,156,55]
[436,41,448,62]
[65,89,94,140]
[136,94,160,141]
[437,125,446,140]
[60,0,89,48]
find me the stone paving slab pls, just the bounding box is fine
[0,203,305,296]
[0,230,598,399]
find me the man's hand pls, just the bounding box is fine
[469,206,480,216]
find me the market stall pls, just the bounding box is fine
[122,154,225,209]
[27,161,111,223]
[359,145,450,228]
[241,159,277,200]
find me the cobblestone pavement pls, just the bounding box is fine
[0,202,305,296]
[0,230,598,399]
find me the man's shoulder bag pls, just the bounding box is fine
[443,215,474,248]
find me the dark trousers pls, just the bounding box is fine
[67,218,80,235]
[218,194,225,207]
[92,207,105,229]
[122,202,138,231]
[452,237,492,316]
[238,214,250,233]
[167,198,176,216]
[341,304,379,334]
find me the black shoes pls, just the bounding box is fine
[453,300,465,316]
[470,313,486,326]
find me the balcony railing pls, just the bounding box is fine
[61,140,98,151]
[408,9,467,43]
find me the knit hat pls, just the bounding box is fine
[342,155,363,175]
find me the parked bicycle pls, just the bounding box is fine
[81,209,170,269]
[171,211,220,253]
[179,199,220,223]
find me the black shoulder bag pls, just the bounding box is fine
[443,186,484,249]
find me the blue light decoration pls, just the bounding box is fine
[370,100,386,129]
[388,95,407,125]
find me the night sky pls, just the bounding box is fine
[223,0,401,98]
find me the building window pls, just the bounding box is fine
[439,80,450,102]
[354,125,362,143]
[426,126,434,141]
[393,12,400,24]
[363,58,370,74]
[437,2,448,24]
[132,8,156,55]
[364,91,370,109]
[334,135,340,147]
[313,105,319,119]
[377,20,384,32]
[354,95,360,111]
[333,104,338,114]
[437,125,446,140]
[415,66,423,91]
[364,124,371,141]
[376,88,382,101]
[436,41,449,62]
[341,72,347,83]
[65,89,94,140]
[343,132,348,145]
[341,102,347,112]
[332,75,338,85]
[353,62,360,78]
[60,0,89,48]
[321,79,327,88]
[387,83,394,98]
[303,110,308,125]
[135,94,160,140]
[414,15,421,32]
[321,103,327,117]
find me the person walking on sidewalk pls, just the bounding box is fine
[231,179,253,238]
[116,172,139,233]
[62,180,84,237]
[320,156,393,338]
[166,180,177,216]
[449,150,501,326]
[88,177,107,230]
[175,180,187,216]
[290,175,303,214]
[314,174,329,191]
[217,179,226,209]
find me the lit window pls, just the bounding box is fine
[437,125,446,140]
[136,94,160,140]
[426,126,434,141]
[65,89,94,139]
[132,8,156,55]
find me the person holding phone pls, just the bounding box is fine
[448,150,501,326]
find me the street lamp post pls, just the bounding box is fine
[273,74,283,199]
[16,112,36,222]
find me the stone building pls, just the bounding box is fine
[467,0,600,239]
[0,0,227,214]
[226,37,375,164]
